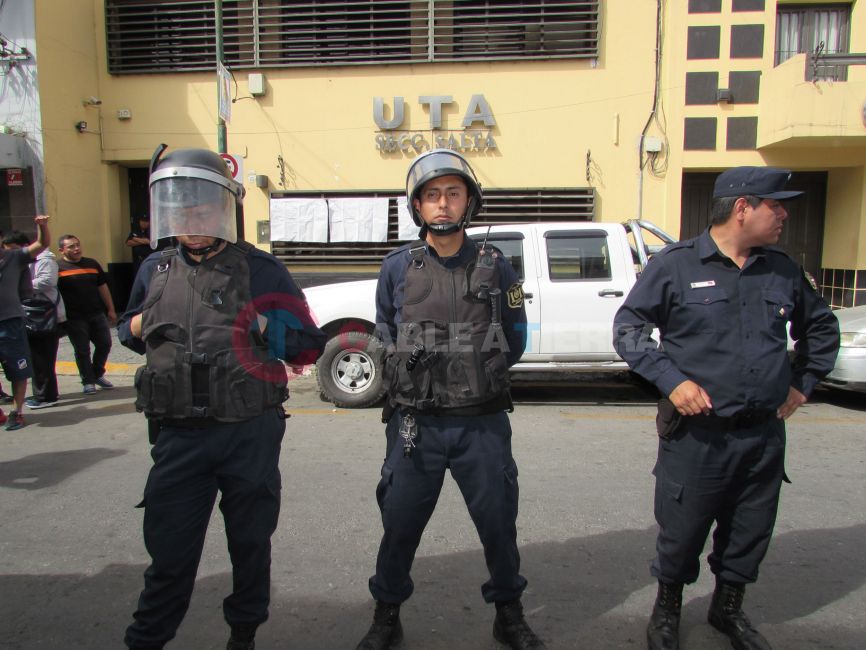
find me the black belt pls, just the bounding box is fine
[685,409,776,431]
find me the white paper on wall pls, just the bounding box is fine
[328,197,389,242]
[269,198,328,242]
[397,196,421,241]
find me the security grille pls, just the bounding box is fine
[775,3,851,81]
[105,0,600,73]
[269,187,595,265]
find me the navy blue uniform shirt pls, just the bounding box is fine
[375,236,527,367]
[613,228,839,416]
[118,244,326,364]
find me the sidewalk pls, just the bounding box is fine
[56,327,140,377]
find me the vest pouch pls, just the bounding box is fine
[483,353,510,395]
[134,366,174,417]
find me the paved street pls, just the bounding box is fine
[1,339,865,649]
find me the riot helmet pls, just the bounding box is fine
[406,149,482,236]
[149,144,244,249]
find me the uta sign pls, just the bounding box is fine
[373,94,498,154]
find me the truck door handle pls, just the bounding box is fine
[598,289,624,297]
[524,292,534,299]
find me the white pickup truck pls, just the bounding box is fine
[303,220,675,407]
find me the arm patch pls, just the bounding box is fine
[506,283,524,308]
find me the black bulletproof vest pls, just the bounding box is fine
[385,241,511,411]
[134,242,288,422]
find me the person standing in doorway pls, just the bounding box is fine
[57,234,116,394]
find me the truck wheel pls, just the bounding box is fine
[316,331,387,408]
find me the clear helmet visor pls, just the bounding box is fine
[150,177,237,247]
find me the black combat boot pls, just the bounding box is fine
[646,581,683,650]
[493,599,546,649]
[355,601,403,650]
[707,579,771,650]
[226,623,257,650]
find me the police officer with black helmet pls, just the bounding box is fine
[119,145,326,650]
[355,149,545,649]
[613,166,839,650]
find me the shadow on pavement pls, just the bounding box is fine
[22,387,139,428]
[1,524,864,649]
[0,448,127,490]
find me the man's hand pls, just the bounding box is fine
[777,386,807,420]
[107,309,118,327]
[669,380,713,416]
[130,313,143,338]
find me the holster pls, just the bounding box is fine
[656,397,684,440]
[147,418,161,445]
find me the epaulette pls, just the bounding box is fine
[232,240,255,254]
[382,241,418,262]
[655,239,694,257]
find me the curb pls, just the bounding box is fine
[56,361,139,377]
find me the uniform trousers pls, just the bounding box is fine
[369,409,527,605]
[26,331,60,402]
[62,313,112,385]
[124,408,285,649]
[651,417,786,585]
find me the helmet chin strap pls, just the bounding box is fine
[426,217,465,237]
[179,238,224,258]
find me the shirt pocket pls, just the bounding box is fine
[683,286,729,332]
[762,289,794,339]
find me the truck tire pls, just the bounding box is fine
[316,331,387,408]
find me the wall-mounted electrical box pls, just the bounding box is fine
[249,73,266,97]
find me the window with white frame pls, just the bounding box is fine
[775,3,851,81]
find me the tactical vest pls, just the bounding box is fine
[134,242,288,422]
[385,241,511,412]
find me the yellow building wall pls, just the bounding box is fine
[30,0,866,280]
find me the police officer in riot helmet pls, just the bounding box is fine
[356,149,545,649]
[119,145,326,650]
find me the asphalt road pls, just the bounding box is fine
[1,363,865,649]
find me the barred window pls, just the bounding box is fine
[775,3,851,81]
[105,0,600,73]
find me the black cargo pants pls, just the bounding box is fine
[651,416,786,585]
[124,408,285,649]
[369,409,527,605]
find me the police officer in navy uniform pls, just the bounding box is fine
[355,149,545,650]
[119,145,326,650]
[613,166,839,650]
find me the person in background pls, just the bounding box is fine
[126,213,169,277]
[56,234,116,394]
[0,216,51,430]
[3,230,67,409]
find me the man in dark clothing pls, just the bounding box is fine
[57,234,117,394]
[613,166,840,650]
[355,149,545,650]
[119,145,326,650]
[0,216,51,430]
[126,214,169,276]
